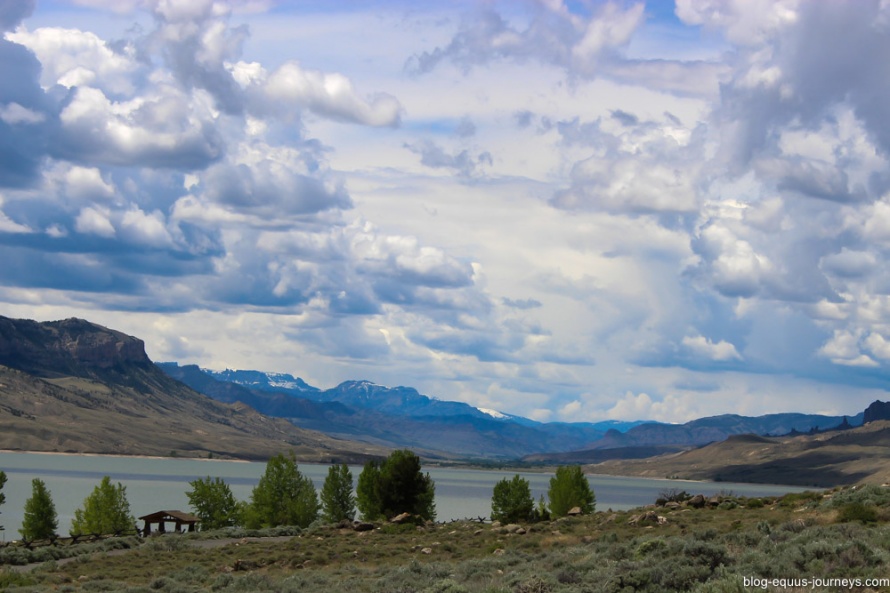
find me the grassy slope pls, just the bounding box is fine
[588,421,890,488]
[0,365,386,462]
[5,486,890,592]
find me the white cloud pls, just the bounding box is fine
[682,335,743,361]
[75,206,116,237]
[3,0,890,426]
[0,102,44,125]
[7,27,139,94]
[256,61,402,127]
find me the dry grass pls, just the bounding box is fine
[4,487,890,592]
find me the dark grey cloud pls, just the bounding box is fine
[0,37,51,188]
[0,0,33,31]
[204,159,352,216]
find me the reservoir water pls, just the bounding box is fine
[0,451,810,539]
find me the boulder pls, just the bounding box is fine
[390,513,412,524]
[567,506,583,516]
[628,511,666,526]
[687,494,706,509]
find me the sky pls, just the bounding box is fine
[2,0,890,424]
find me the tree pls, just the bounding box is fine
[321,464,356,523]
[547,465,595,518]
[248,452,319,528]
[71,476,135,535]
[491,475,534,523]
[20,479,58,541]
[356,460,383,521]
[0,470,6,532]
[357,450,436,521]
[187,476,240,530]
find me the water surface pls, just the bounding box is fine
[0,452,810,539]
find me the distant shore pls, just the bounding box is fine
[0,449,251,463]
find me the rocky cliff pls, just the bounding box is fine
[0,316,150,378]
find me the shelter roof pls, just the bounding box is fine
[138,510,200,522]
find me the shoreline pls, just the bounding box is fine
[0,450,251,463]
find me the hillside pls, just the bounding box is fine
[0,316,385,462]
[588,420,890,487]
[523,410,863,464]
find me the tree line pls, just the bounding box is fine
[0,452,595,539]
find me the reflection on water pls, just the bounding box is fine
[0,451,809,539]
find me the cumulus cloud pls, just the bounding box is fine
[682,335,743,361]
[7,0,890,422]
[549,112,702,214]
[0,0,34,31]
[254,61,402,127]
[407,1,646,78]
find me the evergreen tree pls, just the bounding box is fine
[321,464,356,523]
[71,476,135,535]
[20,478,58,540]
[248,452,319,528]
[356,450,435,521]
[547,465,595,518]
[491,475,534,523]
[187,476,241,530]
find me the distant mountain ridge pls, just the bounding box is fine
[160,363,622,458]
[158,363,867,462]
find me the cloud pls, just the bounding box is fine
[8,27,140,94]
[405,140,492,179]
[253,61,402,127]
[407,2,646,78]
[7,0,890,424]
[0,0,34,31]
[682,335,743,361]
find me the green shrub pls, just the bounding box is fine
[836,503,878,524]
[827,485,890,509]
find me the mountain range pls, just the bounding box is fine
[157,362,865,461]
[1,313,884,485]
[158,363,644,459]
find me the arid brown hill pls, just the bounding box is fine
[0,315,385,462]
[588,420,890,487]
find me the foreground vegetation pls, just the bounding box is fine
[4,485,890,592]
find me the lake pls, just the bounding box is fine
[0,451,810,540]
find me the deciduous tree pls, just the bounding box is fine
[491,475,534,523]
[187,476,240,530]
[248,452,319,528]
[20,478,58,540]
[71,476,135,535]
[547,465,595,518]
[321,464,356,523]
